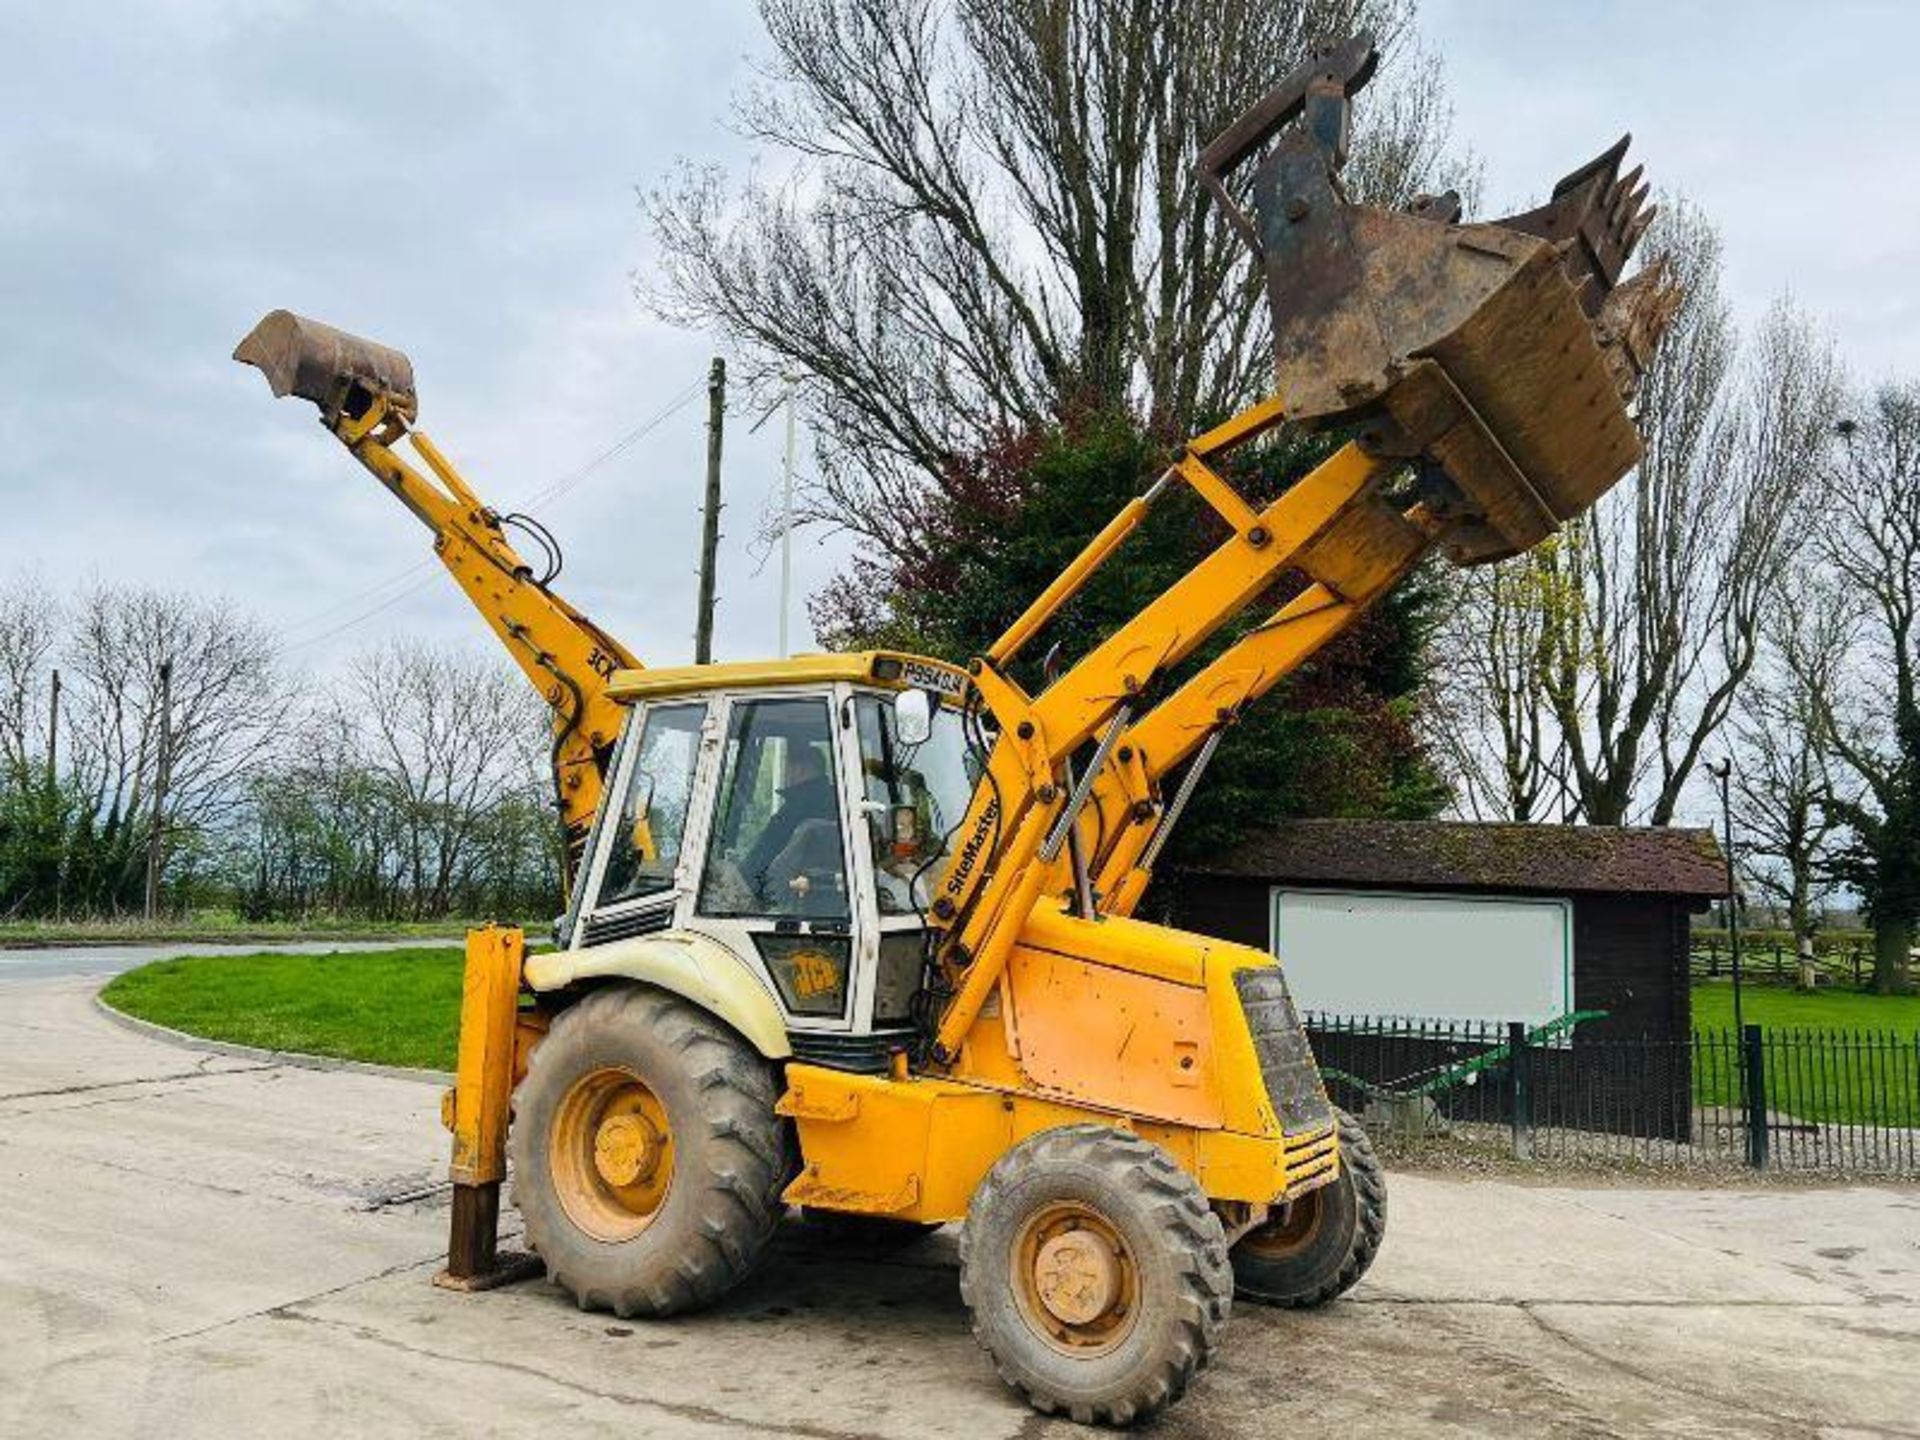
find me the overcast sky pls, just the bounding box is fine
[5,1,1916,679]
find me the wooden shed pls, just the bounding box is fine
[1175,818,1727,1039]
[1173,820,1728,1140]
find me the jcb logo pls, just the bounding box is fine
[789,949,842,1001]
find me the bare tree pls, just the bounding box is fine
[62,584,288,904]
[0,572,60,779]
[1732,587,1849,981]
[1797,383,1920,994]
[1538,208,1839,825]
[336,639,548,919]
[1425,547,1568,822]
[644,0,1467,565]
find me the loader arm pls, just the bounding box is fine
[920,33,1678,1061]
[235,310,638,890]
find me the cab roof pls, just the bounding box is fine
[604,650,970,704]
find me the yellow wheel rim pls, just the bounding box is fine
[1238,1189,1326,1260]
[1011,1201,1141,1357]
[549,1066,675,1243]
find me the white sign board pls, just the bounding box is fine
[1270,888,1572,1030]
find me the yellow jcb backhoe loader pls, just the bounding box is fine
[236,34,1673,1425]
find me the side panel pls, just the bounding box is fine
[779,1064,1326,1221]
[1002,946,1223,1129]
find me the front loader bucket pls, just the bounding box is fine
[234,309,419,423]
[1199,36,1679,564]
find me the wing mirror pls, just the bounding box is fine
[893,687,934,746]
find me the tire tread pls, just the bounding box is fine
[511,984,792,1318]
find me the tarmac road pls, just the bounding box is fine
[3,965,1917,1438]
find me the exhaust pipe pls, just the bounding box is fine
[234,309,419,423]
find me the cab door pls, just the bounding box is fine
[687,691,861,1033]
[567,698,710,948]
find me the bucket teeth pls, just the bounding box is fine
[1199,37,1676,564]
[1493,135,1655,318]
[1594,259,1684,403]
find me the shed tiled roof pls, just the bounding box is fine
[1185,818,1728,898]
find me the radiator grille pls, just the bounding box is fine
[789,1029,913,1075]
[582,903,674,947]
[1235,966,1334,1133]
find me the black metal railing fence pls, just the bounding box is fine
[1305,1014,1920,1176]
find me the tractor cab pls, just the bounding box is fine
[560,651,978,1070]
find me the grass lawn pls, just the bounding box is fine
[99,952,1920,1130]
[1691,982,1919,1128]
[0,911,510,949]
[101,946,468,1071]
[1691,981,1920,1033]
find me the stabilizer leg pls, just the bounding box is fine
[434,924,543,1291]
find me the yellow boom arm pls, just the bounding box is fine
[923,30,1677,1060]
[235,310,638,889]
[923,401,1433,1059]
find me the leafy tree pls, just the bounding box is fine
[814,410,1447,867]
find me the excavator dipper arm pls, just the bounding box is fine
[234,310,638,892]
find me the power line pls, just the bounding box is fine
[281,378,708,652]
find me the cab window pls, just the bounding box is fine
[698,697,849,921]
[596,703,703,907]
[853,694,982,915]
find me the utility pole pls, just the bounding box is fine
[694,357,726,664]
[778,376,797,658]
[144,658,173,921]
[46,668,60,787]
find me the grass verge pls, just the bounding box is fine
[1692,982,1920,1032]
[101,946,467,1071]
[0,912,508,949]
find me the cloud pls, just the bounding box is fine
[1422,0,1920,379]
[6,0,1913,689]
[1,0,839,673]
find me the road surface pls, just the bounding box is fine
[2,965,1917,1438]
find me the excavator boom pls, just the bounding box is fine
[921,31,1680,1033]
[234,310,638,891]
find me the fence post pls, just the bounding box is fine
[1742,1024,1768,1169]
[1508,1020,1532,1160]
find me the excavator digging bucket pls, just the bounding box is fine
[233,309,419,423]
[1199,36,1679,564]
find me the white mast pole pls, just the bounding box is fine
[778,376,797,657]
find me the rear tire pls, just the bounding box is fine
[959,1125,1230,1426]
[510,984,792,1317]
[1230,1107,1386,1308]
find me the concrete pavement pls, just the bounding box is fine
[2,968,1917,1438]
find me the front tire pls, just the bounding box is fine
[959,1126,1230,1426]
[1230,1107,1386,1308]
[510,985,792,1317]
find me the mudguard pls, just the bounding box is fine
[525,930,792,1060]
